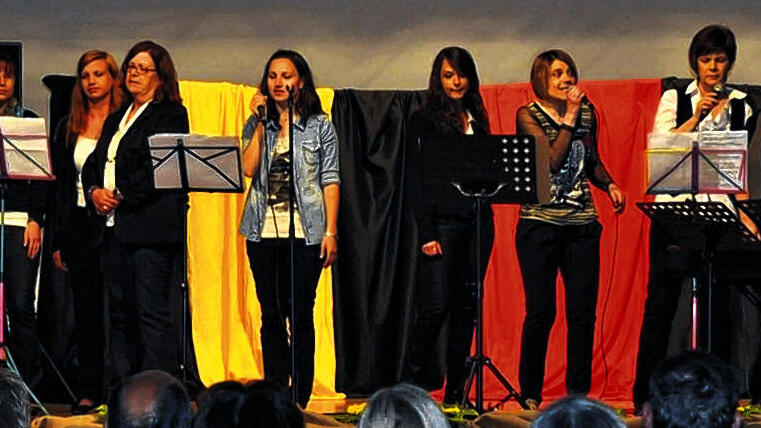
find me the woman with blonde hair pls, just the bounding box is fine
[51,49,124,413]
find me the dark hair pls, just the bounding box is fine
[107,370,192,428]
[192,380,303,428]
[649,351,738,428]
[0,53,16,78]
[358,383,449,428]
[424,46,489,134]
[0,369,29,428]
[530,49,579,101]
[688,25,737,79]
[531,396,625,428]
[65,50,125,146]
[122,40,182,104]
[258,49,323,122]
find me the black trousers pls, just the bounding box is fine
[633,223,732,407]
[516,218,601,403]
[4,225,41,386]
[101,231,179,391]
[246,238,323,408]
[61,207,103,400]
[406,212,494,402]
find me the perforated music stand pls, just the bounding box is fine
[148,134,243,383]
[637,201,758,351]
[419,134,546,413]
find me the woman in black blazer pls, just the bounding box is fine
[404,46,493,406]
[51,49,124,413]
[81,40,189,390]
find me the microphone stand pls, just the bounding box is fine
[287,86,298,404]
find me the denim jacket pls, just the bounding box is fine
[239,113,340,245]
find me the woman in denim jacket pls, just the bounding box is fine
[239,49,339,408]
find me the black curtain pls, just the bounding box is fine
[331,89,432,394]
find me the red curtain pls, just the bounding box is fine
[467,79,663,406]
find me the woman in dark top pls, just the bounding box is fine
[51,49,124,413]
[515,50,624,408]
[405,46,493,405]
[81,41,189,390]
[0,52,45,389]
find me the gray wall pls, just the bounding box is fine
[5,0,761,117]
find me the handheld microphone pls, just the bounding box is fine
[256,104,266,122]
[713,83,730,100]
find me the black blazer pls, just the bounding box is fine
[407,107,490,244]
[81,100,189,245]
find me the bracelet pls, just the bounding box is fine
[324,231,338,238]
[87,186,99,201]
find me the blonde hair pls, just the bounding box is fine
[65,50,124,146]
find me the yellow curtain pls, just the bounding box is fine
[179,80,343,400]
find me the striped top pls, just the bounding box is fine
[518,101,612,225]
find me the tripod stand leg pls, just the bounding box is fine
[484,359,528,410]
[461,358,477,407]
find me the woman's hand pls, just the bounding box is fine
[250,92,268,120]
[24,220,41,259]
[53,250,68,271]
[320,235,338,268]
[693,91,719,120]
[563,85,585,125]
[607,183,626,214]
[421,241,443,256]
[92,188,120,215]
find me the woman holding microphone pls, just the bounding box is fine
[239,49,339,408]
[515,49,625,408]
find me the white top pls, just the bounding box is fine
[260,132,305,239]
[653,80,752,207]
[74,136,98,207]
[104,100,152,227]
[465,110,475,135]
[653,80,753,134]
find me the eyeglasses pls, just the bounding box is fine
[126,64,156,75]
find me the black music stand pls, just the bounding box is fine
[637,201,758,351]
[419,134,546,413]
[0,117,61,414]
[148,134,243,384]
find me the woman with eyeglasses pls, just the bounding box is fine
[82,40,189,389]
[50,49,124,413]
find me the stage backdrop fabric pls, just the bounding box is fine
[329,80,662,404]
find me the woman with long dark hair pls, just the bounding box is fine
[51,49,124,413]
[240,49,339,408]
[405,46,492,405]
[81,40,189,390]
[515,49,624,408]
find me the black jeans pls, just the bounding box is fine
[246,238,323,408]
[101,231,179,391]
[4,225,41,386]
[406,212,494,402]
[516,218,601,403]
[61,207,103,400]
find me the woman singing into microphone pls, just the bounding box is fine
[239,49,339,408]
[515,49,624,408]
[633,24,754,412]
